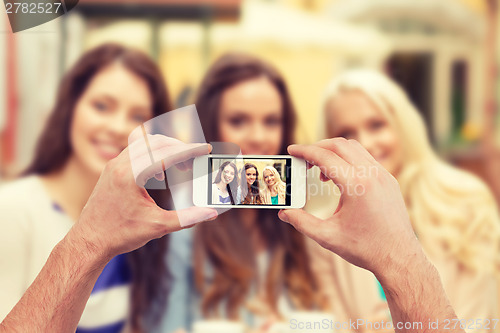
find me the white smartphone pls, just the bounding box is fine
[193,154,306,209]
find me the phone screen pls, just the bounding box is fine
[209,157,292,206]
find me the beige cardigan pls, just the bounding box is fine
[304,167,499,333]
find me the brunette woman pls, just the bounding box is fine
[162,53,320,333]
[0,43,172,333]
[240,163,263,205]
[212,161,238,205]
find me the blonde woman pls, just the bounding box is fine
[308,69,500,332]
[261,166,286,205]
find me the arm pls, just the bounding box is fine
[0,136,217,333]
[278,138,464,333]
[376,245,458,332]
[0,232,106,332]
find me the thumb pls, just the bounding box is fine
[175,206,218,228]
[150,206,218,235]
[278,209,327,242]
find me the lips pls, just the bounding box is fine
[372,152,389,163]
[93,140,123,160]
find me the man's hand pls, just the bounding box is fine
[68,135,218,264]
[0,135,217,333]
[278,138,421,277]
[278,138,463,333]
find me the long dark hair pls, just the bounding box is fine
[241,163,262,204]
[23,43,171,332]
[213,161,238,205]
[194,53,319,318]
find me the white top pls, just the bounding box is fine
[211,183,232,204]
[0,176,130,332]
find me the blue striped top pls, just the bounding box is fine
[53,203,132,333]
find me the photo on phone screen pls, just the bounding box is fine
[209,157,292,206]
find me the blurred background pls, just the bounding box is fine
[0,0,499,203]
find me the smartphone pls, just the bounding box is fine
[193,155,306,209]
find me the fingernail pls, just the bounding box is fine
[278,210,288,222]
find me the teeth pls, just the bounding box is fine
[97,143,121,154]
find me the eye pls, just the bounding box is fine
[369,119,386,131]
[131,113,148,123]
[93,100,109,112]
[227,116,247,128]
[264,116,282,128]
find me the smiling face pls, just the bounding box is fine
[221,164,235,184]
[219,76,283,155]
[263,169,276,187]
[326,91,403,175]
[245,167,257,186]
[69,63,153,176]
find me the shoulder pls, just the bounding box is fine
[0,176,47,211]
[0,176,48,240]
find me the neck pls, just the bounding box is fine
[269,184,276,193]
[41,157,100,221]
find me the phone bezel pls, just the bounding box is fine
[193,154,306,209]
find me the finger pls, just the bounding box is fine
[333,195,343,214]
[154,172,165,181]
[175,206,218,228]
[175,160,194,171]
[288,144,350,185]
[320,172,330,182]
[128,134,184,160]
[152,206,217,234]
[278,209,333,244]
[315,138,370,166]
[175,162,189,171]
[347,139,380,165]
[134,143,210,187]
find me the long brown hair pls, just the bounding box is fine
[213,161,239,205]
[194,53,319,318]
[241,163,263,204]
[24,43,171,332]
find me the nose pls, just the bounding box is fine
[107,111,131,138]
[247,122,267,147]
[355,130,377,156]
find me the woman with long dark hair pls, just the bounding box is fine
[162,53,320,333]
[211,161,238,205]
[241,163,263,205]
[0,43,172,332]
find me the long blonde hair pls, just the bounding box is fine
[322,69,500,274]
[262,166,287,204]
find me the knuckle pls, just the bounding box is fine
[109,164,132,188]
[333,137,348,144]
[151,221,169,235]
[347,139,359,146]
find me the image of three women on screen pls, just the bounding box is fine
[211,161,287,205]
